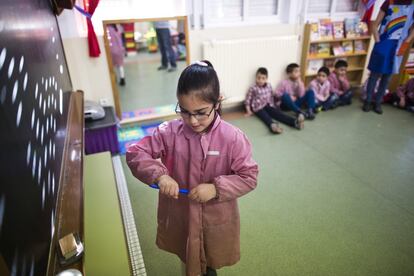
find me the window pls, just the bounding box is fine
[306,0,360,20]
[201,0,280,27]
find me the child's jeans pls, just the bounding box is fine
[280,90,315,113]
[366,72,392,106]
[338,90,353,105]
[255,104,297,129]
[316,94,339,110]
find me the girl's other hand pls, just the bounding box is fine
[157,175,179,199]
[189,184,217,203]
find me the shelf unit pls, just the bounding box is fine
[389,40,414,91]
[301,23,372,87]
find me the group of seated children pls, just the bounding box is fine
[245,60,352,133]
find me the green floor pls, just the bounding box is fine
[121,104,414,276]
[118,53,187,112]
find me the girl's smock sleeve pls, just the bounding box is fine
[126,123,170,184]
[213,130,258,201]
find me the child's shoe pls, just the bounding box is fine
[373,104,383,114]
[270,123,283,134]
[295,113,305,130]
[119,78,126,86]
[203,267,217,276]
[362,101,371,112]
[304,110,315,120]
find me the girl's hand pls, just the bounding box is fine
[157,175,179,199]
[189,184,217,203]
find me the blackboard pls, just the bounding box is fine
[0,0,72,274]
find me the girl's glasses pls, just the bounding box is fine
[175,103,215,121]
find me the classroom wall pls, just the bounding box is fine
[189,24,302,104]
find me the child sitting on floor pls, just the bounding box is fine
[328,60,353,106]
[275,63,316,120]
[245,67,305,133]
[391,78,414,112]
[308,66,338,111]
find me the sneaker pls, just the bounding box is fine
[203,267,217,276]
[168,67,177,72]
[295,113,305,130]
[315,106,323,113]
[362,102,371,112]
[305,110,315,120]
[270,123,283,134]
[373,104,383,114]
[119,78,125,86]
[157,66,168,71]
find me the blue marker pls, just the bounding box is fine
[149,184,189,195]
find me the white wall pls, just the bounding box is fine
[189,24,302,104]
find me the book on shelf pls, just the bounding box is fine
[354,40,366,53]
[332,42,345,56]
[333,21,344,39]
[308,59,324,75]
[356,21,369,36]
[319,19,333,40]
[406,51,414,67]
[342,41,354,54]
[309,44,318,57]
[317,43,331,57]
[344,18,359,38]
[310,23,320,41]
[324,59,335,69]
[324,58,348,69]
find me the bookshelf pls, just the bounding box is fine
[301,23,372,87]
[389,40,414,92]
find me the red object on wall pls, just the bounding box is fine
[83,0,101,57]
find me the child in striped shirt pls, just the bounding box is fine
[245,67,304,133]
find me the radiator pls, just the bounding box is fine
[203,35,300,104]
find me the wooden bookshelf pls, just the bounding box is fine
[309,36,371,44]
[389,41,414,92]
[301,23,372,87]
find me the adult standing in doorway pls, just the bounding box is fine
[363,0,414,114]
[154,21,177,72]
[107,24,126,86]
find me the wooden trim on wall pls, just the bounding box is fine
[47,91,84,275]
[102,16,191,119]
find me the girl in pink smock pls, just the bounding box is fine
[126,60,258,276]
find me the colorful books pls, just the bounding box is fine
[317,43,331,57]
[319,19,333,40]
[309,44,318,57]
[406,50,414,67]
[308,59,324,75]
[344,18,359,38]
[354,40,366,53]
[356,22,369,36]
[310,23,320,41]
[332,42,344,56]
[342,41,354,54]
[333,21,344,39]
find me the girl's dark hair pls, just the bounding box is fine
[318,66,330,76]
[177,60,221,114]
[286,63,300,74]
[256,67,268,76]
[334,59,348,69]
